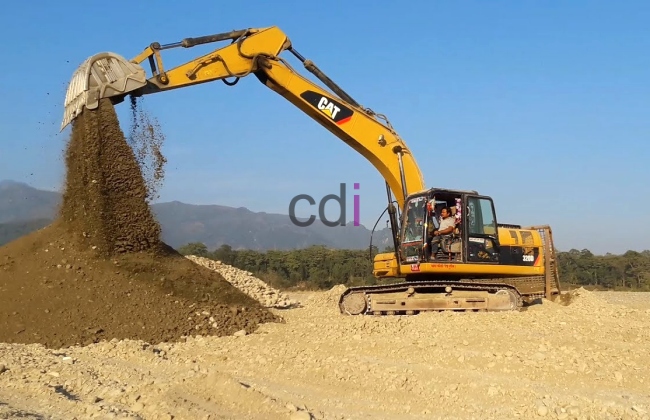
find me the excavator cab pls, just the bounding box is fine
[397,188,503,267]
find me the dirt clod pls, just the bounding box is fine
[0,98,279,349]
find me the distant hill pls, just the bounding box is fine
[0,180,393,250]
[0,218,53,246]
[0,180,61,224]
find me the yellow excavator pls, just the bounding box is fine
[60,26,562,315]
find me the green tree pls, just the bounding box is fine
[178,242,208,257]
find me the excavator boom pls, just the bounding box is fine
[61,26,426,209]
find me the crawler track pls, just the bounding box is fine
[338,279,536,315]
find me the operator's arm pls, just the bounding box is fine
[434,218,455,236]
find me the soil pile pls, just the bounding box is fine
[0,98,279,349]
[184,255,298,309]
[307,284,348,307]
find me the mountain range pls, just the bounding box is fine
[0,180,393,251]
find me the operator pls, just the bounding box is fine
[427,207,455,255]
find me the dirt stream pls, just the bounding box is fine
[0,288,649,419]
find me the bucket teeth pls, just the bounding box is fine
[61,52,148,131]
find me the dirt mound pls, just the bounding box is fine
[306,284,347,312]
[0,98,279,349]
[185,255,298,309]
[557,286,609,308]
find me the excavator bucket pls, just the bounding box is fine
[61,52,148,131]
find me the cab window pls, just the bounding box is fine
[402,196,426,243]
[467,197,497,236]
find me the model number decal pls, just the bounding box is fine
[523,255,534,262]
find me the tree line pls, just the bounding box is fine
[558,248,650,290]
[177,242,650,291]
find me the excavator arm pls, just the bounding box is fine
[61,26,426,209]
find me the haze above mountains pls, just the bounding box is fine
[0,180,393,250]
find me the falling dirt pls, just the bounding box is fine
[59,98,162,255]
[127,96,167,203]
[0,98,280,349]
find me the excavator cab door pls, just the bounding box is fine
[399,196,427,263]
[465,195,501,263]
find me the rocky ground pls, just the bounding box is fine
[1,283,649,419]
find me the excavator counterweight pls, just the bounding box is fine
[60,25,563,316]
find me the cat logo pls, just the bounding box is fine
[317,97,341,119]
[300,90,354,125]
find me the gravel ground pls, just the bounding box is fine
[1,286,649,420]
[594,291,650,310]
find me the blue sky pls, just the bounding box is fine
[0,0,648,254]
